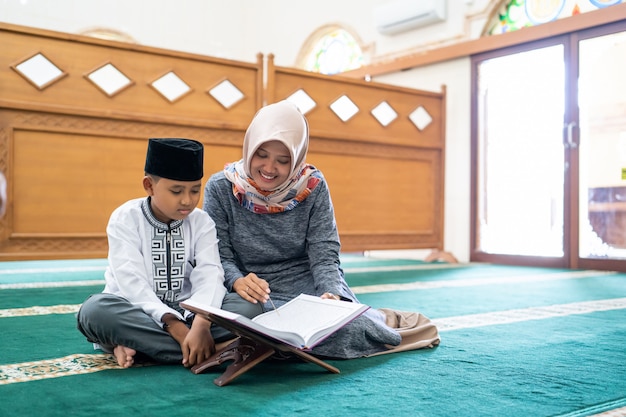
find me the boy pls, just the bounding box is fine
[77,138,262,369]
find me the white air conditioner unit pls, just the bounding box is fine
[374,0,447,35]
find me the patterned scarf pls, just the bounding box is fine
[224,160,321,214]
[224,100,321,214]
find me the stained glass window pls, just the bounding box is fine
[79,28,137,43]
[487,0,624,35]
[303,28,363,75]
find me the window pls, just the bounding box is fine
[472,11,626,270]
[297,25,365,75]
[486,0,623,35]
[79,28,137,43]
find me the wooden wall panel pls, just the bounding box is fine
[12,129,146,234]
[0,23,262,259]
[266,58,444,150]
[0,23,446,259]
[1,25,263,127]
[0,109,245,259]
[309,148,442,250]
[267,56,446,252]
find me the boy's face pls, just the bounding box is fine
[143,176,202,223]
[249,140,291,191]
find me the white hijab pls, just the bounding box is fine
[223,100,321,214]
[242,100,309,187]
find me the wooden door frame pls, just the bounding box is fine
[470,20,626,272]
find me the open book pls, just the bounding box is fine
[181,293,370,350]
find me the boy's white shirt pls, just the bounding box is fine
[102,197,226,326]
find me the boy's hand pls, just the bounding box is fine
[181,315,215,367]
[162,313,189,344]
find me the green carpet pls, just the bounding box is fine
[1,257,625,417]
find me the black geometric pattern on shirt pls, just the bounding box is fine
[150,223,186,304]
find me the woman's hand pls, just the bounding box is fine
[321,292,340,300]
[234,273,270,304]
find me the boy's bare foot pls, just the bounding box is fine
[113,345,136,368]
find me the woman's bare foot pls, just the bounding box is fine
[113,345,136,368]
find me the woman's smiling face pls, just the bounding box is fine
[249,140,292,190]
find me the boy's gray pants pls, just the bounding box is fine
[76,292,262,363]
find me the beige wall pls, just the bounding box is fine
[376,59,472,261]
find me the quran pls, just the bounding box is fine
[181,293,370,350]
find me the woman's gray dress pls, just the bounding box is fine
[204,171,401,359]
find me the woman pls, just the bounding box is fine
[203,100,439,358]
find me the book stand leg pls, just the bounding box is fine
[191,337,275,386]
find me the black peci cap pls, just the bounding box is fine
[144,138,204,181]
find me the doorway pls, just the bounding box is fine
[471,20,626,271]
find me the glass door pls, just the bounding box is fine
[577,27,626,270]
[472,39,568,267]
[471,21,626,271]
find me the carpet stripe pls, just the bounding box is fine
[343,263,470,273]
[0,264,483,290]
[0,262,462,289]
[0,269,614,291]
[0,353,140,385]
[0,266,106,275]
[350,270,616,294]
[0,261,453,277]
[7,297,624,322]
[588,406,626,417]
[1,297,624,384]
[557,398,626,417]
[0,304,80,318]
[0,280,105,290]
[432,297,626,331]
[0,270,620,317]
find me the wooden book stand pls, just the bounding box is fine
[191,312,340,386]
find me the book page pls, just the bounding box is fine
[252,294,366,342]
[181,294,369,349]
